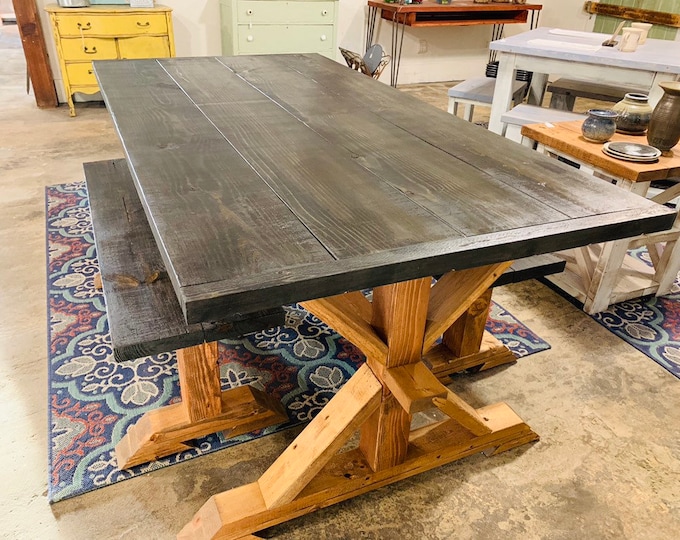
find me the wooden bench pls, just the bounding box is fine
[447,76,527,122]
[501,104,586,146]
[85,158,289,469]
[547,78,645,111]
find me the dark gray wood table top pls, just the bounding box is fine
[93,55,674,324]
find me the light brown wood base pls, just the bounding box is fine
[424,332,517,382]
[179,266,541,540]
[115,341,287,469]
[115,385,287,469]
[178,400,537,540]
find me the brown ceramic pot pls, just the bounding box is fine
[647,82,680,155]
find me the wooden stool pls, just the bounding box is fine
[447,77,527,122]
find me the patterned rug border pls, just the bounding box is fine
[46,182,551,503]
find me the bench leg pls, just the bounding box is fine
[447,97,456,115]
[463,103,475,122]
[115,341,287,469]
[549,93,576,111]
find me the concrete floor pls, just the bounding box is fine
[2,23,680,540]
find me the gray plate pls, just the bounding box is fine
[602,147,659,163]
[604,141,661,159]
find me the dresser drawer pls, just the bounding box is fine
[118,36,171,59]
[65,62,98,87]
[60,37,118,61]
[237,1,335,24]
[237,24,333,54]
[55,13,168,37]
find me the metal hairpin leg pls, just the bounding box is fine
[488,23,505,64]
[366,5,378,52]
[389,13,406,87]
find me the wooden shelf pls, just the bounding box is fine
[371,1,541,28]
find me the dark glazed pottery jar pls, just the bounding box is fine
[612,93,652,134]
[581,109,618,143]
[647,82,680,155]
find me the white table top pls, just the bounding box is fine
[490,27,680,74]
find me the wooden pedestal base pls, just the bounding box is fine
[116,341,287,469]
[179,367,536,540]
[180,264,540,539]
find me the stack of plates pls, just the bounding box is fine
[602,142,661,163]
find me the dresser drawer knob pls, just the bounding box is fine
[84,46,98,54]
[320,35,327,41]
[321,9,328,16]
[88,69,93,75]
[77,22,91,30]
[247,35,254,42]
[246,9,253,15]
[137,21,151,27]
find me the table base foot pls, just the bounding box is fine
[178,401,538,540]
[424,332,517,381]
[115,385,287,469]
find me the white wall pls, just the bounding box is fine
[337,0,595,84]
[36,0,592,101]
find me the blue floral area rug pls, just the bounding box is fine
[590,248,680,380]
[46,182,550,503]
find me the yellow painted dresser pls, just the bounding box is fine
[45,4,175,116]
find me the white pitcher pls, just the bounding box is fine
[618,28,644,52]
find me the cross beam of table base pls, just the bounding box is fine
[115,341,287,469]
[179,264,539,539]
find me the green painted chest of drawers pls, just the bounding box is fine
[220,0,338,58]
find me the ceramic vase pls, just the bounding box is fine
[647,81,680,155]
[581,109,618,143]
[612,93,652,135]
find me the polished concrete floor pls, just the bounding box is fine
[1,23,680,540]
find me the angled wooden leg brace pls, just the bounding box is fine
[115,341,287,469]
[179,264,538,539]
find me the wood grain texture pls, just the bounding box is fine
[13,0,57,108]
[84,159,284,362]
[521,120,680,182]
[93,56,676,325]
[583,1,680,28]
[179,401,537,540]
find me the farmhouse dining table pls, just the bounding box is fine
[92,54,674,539]
[488,27,680,134]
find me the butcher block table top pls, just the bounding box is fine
[522,120,680,183]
